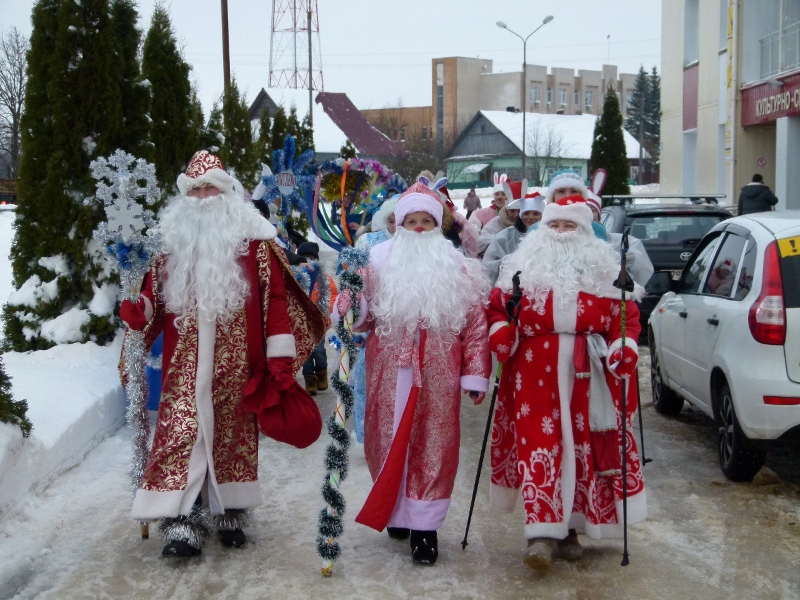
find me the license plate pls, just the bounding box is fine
[670,270,682,280]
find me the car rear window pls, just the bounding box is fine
[625,214,726,245]
[778,236,800,308]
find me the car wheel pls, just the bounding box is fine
[715,381,765,482]
[650,343,683,415]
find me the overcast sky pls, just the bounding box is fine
[1,0,661,117]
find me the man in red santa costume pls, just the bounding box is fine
[336,182,491,565]
[120,151,326,557]
[486,194,646,571]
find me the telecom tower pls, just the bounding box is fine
[269,0,323,91]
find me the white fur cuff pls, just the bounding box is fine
[461,375,489,393]
[142,296,154,322]
[266,334,296,358]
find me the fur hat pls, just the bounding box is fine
[395,182,444,227]
[296,241,320,260]
[586,191,602,218]
[371,196,399,232]
[509,191,545,214]
[540,194,594,233]
[547,170,588,200]
[493,172,509,193]
[177,150,238,196]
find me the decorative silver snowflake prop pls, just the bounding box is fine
[91,150,163,540]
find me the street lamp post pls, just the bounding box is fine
[497,16,554,181]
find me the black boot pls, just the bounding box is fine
[213,508,249,548]
[162,540,202,557]
[159,509,209,558]
[410,530,438,565]
[387,527,410,540]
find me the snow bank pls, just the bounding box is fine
[0,335,126,518]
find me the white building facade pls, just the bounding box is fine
[662,0,800,209]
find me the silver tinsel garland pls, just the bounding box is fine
[91,151,163,534]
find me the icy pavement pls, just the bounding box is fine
[2,355,799,600]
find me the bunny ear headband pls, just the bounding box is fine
[590,168,608,195]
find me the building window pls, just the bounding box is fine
[480,124,486,134]
[422,126,427,140]
[529,86,539,105]
[559,88,567,106]
[585,90,594,107]
[574,89,579,105]
[400,127,406,142]
[547,87,553,105]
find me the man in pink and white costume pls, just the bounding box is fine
[486,194,646,571]
[336,182,491,565]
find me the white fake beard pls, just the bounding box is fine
[159,191,262,324]
[370,226,489,342]
[496,225,621,313]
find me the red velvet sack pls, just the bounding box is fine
[242,358,322,449]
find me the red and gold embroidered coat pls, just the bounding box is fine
[127,239,325,520]
[486,287,646,540]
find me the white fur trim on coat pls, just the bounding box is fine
[266,333,297,358]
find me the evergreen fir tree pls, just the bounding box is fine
[4,0,128,351]
[286,103,302,139]
[255,108,271,167]
[186,86,204,157]
[110,0,150,159]
[339,140,357,159]
[590,86,630,199]
[624,66,649,143]
[647,66,661,167]
[0,352,32,438]
[298,113,315,155]
[200,99,224,154]
[221,78,258,189]
[141,3,195,193]
[269,106,289,159]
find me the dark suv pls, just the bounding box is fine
[600,198,732,342]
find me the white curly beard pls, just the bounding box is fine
[158,191,264,323]
[495,226,622,312]
[370,226,489,341]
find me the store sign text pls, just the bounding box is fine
[754,89,800,118]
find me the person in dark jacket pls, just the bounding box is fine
[738,174,779,215]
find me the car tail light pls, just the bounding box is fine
[748,241,786,345]
[763,396,800,405]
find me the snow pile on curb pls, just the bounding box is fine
[1,208,127,518]
[0,336,126,517]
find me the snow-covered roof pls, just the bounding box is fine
[478,111,646,161]
[249,88,348,156]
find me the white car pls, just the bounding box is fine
[648,210,800,481]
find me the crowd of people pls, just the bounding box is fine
[118,151,651,572]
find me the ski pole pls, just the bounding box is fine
[635,366,652,466]
[461,363,502,550]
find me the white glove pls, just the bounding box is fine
[626,250,636,268]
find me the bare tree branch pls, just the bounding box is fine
[0,27,29,178]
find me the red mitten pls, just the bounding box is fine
[489,321,518,363]
[119,297,147,331]
[268,357,296,390]
[607,345,638,379]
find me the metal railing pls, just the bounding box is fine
[759,21,800,79]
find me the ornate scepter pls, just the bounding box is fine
[91,150,162,539]
[317,246,369,577]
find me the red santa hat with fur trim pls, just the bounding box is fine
[177,150,239,196]
[395,181,444,227]
[540,194,594,233]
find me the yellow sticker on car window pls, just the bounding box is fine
[778,236,800,258]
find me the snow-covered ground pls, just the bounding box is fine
[3,193,800,599]
[0,208,126,518]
